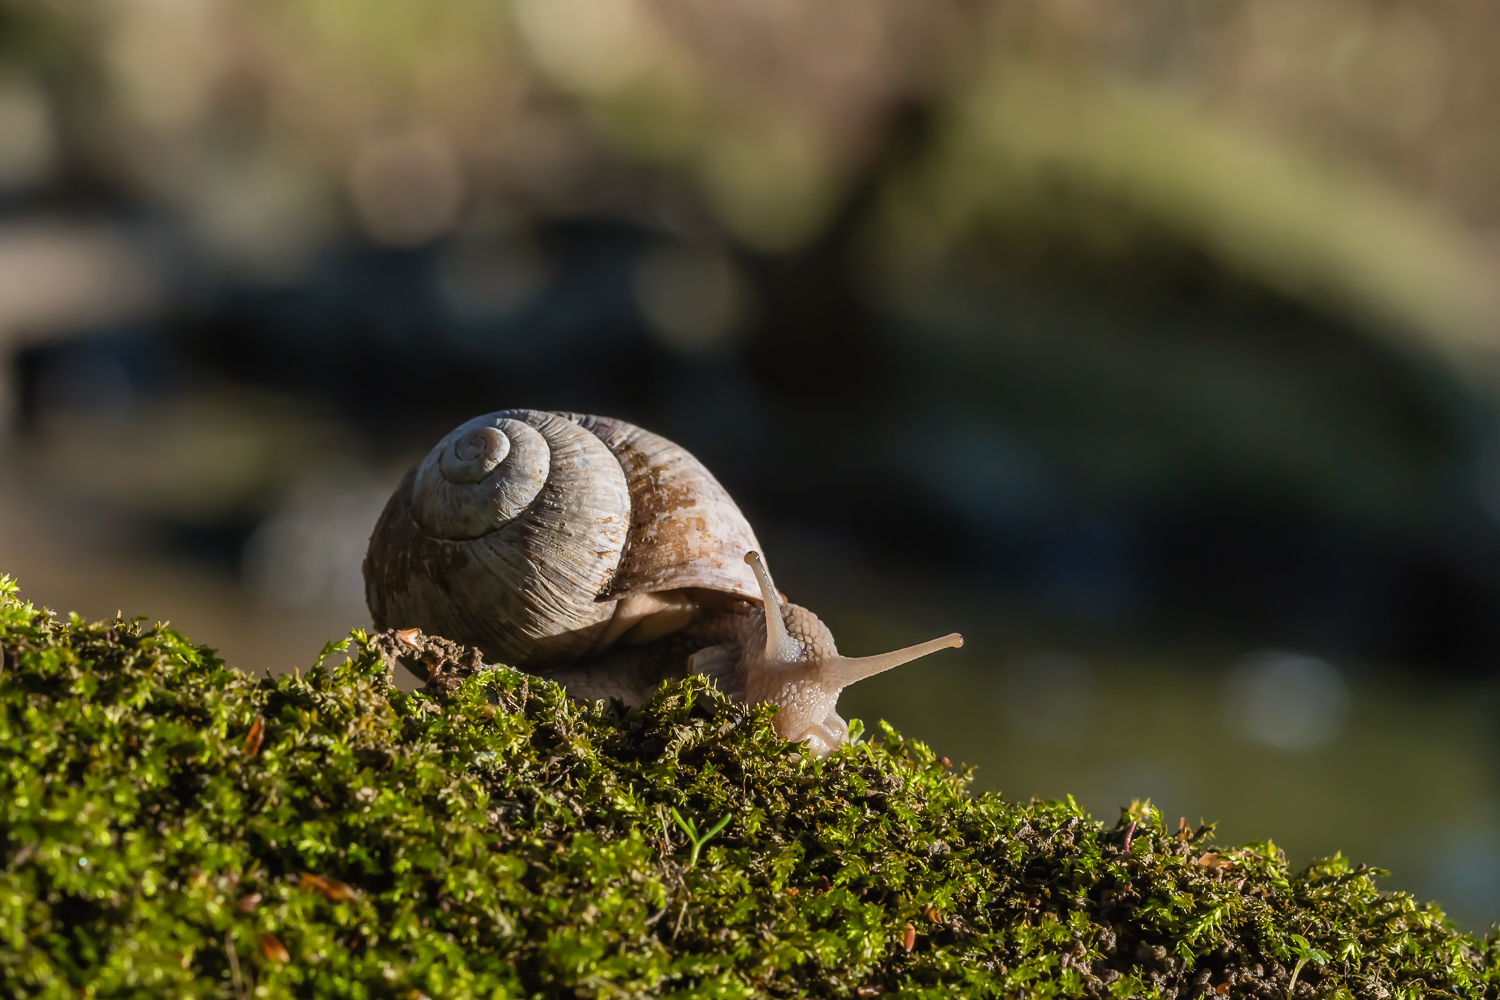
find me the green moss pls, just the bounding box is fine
[0,574,1495,1000]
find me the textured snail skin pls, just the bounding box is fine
[364,410,962,756]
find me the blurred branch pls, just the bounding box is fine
[871,62,1500,373]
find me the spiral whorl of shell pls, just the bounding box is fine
[411,417,550,539]
[364,409,765,666]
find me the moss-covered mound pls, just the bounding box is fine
[0,576,1496,1000]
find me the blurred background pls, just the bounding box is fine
[3,0,1500,928]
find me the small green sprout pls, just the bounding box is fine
[1286,933,1331,998]
[667,807,731,870]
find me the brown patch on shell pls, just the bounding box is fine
[569,414,764,603]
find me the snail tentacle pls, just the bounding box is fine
[744,551,800,665]
[821,633,965,688]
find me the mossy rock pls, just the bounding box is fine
[0,575,1495,999]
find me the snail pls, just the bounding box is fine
[363,409,962,755]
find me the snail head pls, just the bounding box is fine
[715,551,962,757]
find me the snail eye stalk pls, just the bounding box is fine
[744,551,800,664]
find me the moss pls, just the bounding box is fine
[0,575,1496,1000]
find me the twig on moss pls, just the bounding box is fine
[224,931,245,1000]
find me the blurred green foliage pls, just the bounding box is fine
[2,0,1495,348]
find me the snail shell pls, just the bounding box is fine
[364,409,765,667]
[365,409,963,756]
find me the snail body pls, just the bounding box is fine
[364,409,962,755]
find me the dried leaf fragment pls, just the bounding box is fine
[259,932,289,963]
[300,872,357,901]
[244,716,265,757]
